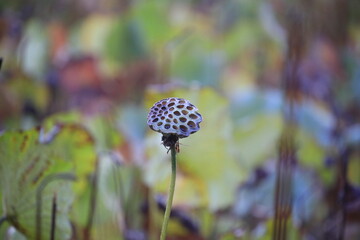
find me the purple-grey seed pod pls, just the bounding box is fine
[147,97,202,138]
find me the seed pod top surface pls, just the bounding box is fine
[147,97,202,138]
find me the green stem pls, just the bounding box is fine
[159,145,177,240]
[36,173,76,240]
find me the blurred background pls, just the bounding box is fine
[0,0,360,239]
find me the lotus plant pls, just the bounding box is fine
[147,97,202,240]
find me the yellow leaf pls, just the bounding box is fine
[144,87,243,210]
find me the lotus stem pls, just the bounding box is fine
[159,144,177,240]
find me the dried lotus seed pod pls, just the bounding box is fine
[147,97,202,139]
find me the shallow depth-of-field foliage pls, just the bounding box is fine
[0,0,360,239]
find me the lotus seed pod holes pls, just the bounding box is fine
[147,97,202,140]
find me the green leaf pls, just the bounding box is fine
[43,111,123,153]
[348,154,360,185]
[132,1,176,48]
[296,130,335,184]
[3,76,50,116]
[170,34,224,86]
[78,14,114,57]
[105,17,147,64]
[233,113,283,170]
[0,124,97,239]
